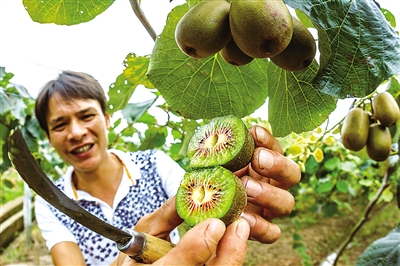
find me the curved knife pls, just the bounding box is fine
[8,129,174,264]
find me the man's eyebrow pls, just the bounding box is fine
[78,107,97,114]
[49,116,65,126]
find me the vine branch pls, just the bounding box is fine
[129,0,157,42]
[333,168,391,265]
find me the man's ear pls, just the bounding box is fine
[105,113,111,130]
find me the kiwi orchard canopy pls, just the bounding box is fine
[21,0,400,137]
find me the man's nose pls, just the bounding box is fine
[67,119,86,140]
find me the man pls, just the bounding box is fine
[34,70,300,265]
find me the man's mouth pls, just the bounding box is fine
[71,144,93,154]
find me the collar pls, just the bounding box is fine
[63,150,141,201]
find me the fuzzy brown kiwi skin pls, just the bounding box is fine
[372,91,400,127]
[366,123,392,162]
[222,127,255,172]
[220,173,247,225]
[341,108,370,151]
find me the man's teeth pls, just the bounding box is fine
[74,145,91,154]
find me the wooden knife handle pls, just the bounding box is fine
[117,229,175,264]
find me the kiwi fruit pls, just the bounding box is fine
[372,91,400,127]
[366,123,392,161]
[175,0,231,58]
[341,108,370,151]
[187,115,255,172]
[176,166,247,226]
[219,37,254,66]
[270,16,316,71]
[229,0,293,58]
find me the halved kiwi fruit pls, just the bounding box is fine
[187,115,255,172]
[176,166,247,226]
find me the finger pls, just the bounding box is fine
[241,176,295,219]
[250,125,284,155]
[208,218,250,266]
[241,211,281,244]
[251,147,301,189]
[134,197,183,239]
[157,219,226,266]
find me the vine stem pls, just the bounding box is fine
[332,168,390,265]
[129,0,157,42]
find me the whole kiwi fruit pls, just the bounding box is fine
[219,37,254,66]
[372,91,400,127]
[175,0,231,58]
[366,123,392,161]
[187,115,255,172]
[341,108,370,151]
[229,0,293,58]
[176,166,247,226]
[270,16,316,71]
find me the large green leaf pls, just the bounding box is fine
[107,53,153,115]
[23,0,115,25]
[268,61,337,136]
[285,0,400,98]
[356,224,400,266]
[147,4,269,120]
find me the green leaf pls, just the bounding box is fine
[138,126,167,150]
[107,54,152,115]
[356,224,400,266]
[136,113,157,125]
[285,0,400,98]
[121,98,156,124]
[23,0,115,25]
[147,4,269,120]
[324,201,338,217]
[0,89,11,115]
[336,180,349,193]
[317,180,335,193]
[268,61,337,136]
[359,179,373,187]
[381,9,397,29]
[339,161,357,172]
[324,157,340,171]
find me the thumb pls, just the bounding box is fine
[156,219,226,266]
[134,197,183,239]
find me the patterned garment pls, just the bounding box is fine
[48,150,170,265]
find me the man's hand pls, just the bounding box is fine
[235,125,301,243]
[117,216,250,266]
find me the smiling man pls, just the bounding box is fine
[33,70,300,266]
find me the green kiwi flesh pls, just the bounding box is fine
[176,166,247,226]
[187,115,255,172]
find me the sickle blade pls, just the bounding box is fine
[8,129,132,243]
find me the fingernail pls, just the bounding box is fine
[241,212,256,227]
[205,219,225,244]
[259,149,274,170]
[244,178,262,198]
[236,219,250,241]
[256,125,269,144]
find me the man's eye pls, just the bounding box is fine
[53,123,65,130]
[82,114,95,120]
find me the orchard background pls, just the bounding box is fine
[1,0,399,265]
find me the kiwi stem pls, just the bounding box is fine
[129,0,157,41]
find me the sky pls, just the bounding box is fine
[0,0,399,129]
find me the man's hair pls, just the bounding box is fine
[35,70,107,135]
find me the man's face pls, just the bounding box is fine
[46,92,110,173]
